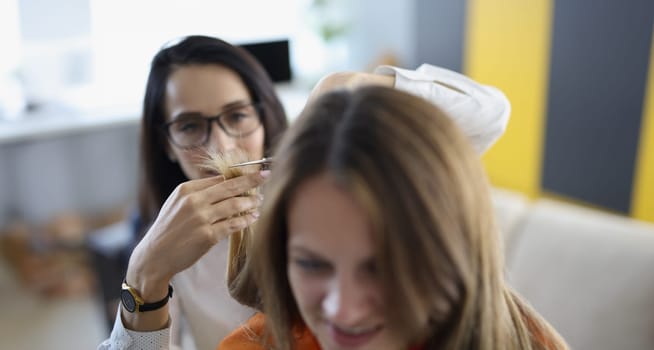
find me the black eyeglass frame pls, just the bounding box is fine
[160,101,264,149]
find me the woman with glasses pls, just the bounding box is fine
[99,35,510,350]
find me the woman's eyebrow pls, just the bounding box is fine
[287,244,325,258]
[171,111,203,121]
[170,99,251,121]
[221,99,250,110]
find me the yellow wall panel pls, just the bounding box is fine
[464,0,553,198]
[632,32,654,223]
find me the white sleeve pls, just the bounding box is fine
[168,292,184,349]
[374,64,510,154]
[97,306,172,350]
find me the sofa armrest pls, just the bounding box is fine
[490,188,531,251]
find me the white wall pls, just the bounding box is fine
[0,149,12,227]
[348,0,417,70]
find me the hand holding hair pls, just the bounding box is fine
[122,170,267,331]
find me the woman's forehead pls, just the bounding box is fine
[286,174,375,259]
[165,64,251,121]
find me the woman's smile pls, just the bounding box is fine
[328,322,384,348]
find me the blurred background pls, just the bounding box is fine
[0,0,652,349]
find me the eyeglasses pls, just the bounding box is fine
[162,102,263,149]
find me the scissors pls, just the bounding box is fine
[229,157,274,169]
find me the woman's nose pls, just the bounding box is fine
[207,121,236,152]
[322,274,374,327]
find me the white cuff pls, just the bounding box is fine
[374,64,510,154]
[97,306,171,350]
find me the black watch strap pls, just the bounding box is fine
[121,281,173,313]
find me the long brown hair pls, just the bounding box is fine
[138,35,287,236]
[249,87,568,349]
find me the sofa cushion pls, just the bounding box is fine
[506,199,654,350]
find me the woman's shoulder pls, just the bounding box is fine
[218,313,266,350]
[217,313,320,350]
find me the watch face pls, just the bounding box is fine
[121,289,136,312]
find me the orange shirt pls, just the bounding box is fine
[218,313,320,350]
[218,313,426,350]
[218,312,561,350]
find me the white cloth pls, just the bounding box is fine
[169,239,256,350]
[98,64,511,350]
[375,64,510,154]
[100,308,172,350]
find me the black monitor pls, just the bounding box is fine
[240,39,292,83]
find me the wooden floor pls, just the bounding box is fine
[0,257,106,350]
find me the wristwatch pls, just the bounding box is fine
[121,281,173,313]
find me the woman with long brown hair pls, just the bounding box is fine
[220,86,567,350]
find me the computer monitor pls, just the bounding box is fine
[240,39,292,83]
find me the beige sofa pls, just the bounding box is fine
[492,189,654,350]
